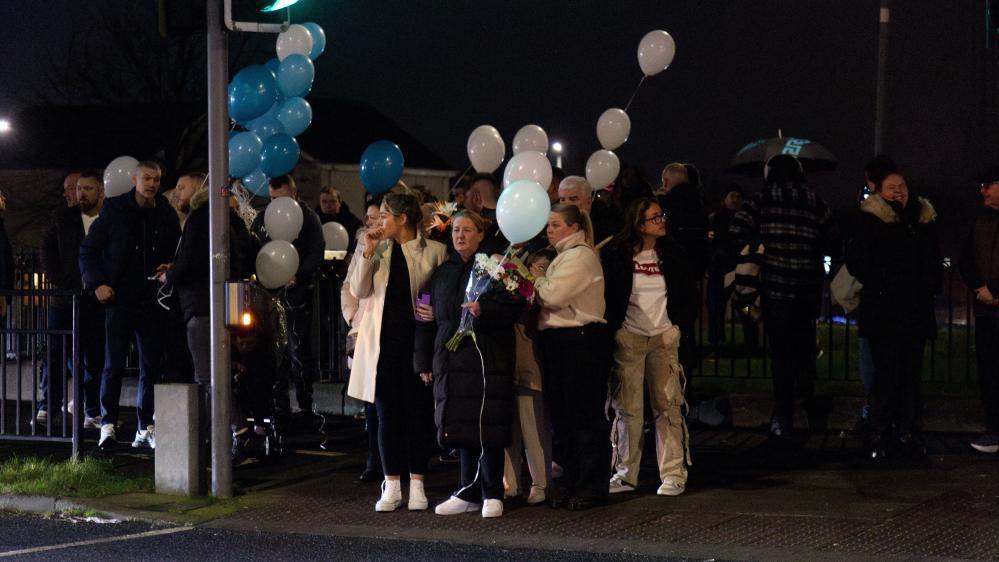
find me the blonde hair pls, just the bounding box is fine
[551,203,594,246]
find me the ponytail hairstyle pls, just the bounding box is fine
[382,191,423,234]
[551,203,594,246]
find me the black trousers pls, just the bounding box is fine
[364,401,382,473]
[868,336,926,437]
[763,303,816,423]
[275,295,316,414]
[541,324,611,499]
[374,362,434,476]
[454,446,504,502]
[977,316,999,434]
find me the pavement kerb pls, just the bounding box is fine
[0,492,244,527]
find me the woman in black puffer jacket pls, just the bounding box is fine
[426,210,523,519]
[846,171,941,459]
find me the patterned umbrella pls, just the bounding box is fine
[727,135,838,175]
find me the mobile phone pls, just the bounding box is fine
[416,292,431,322]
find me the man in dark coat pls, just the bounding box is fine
[959,166,999,454]
[37,171,106,427]
[250,174,325,422]
[315,187,363,252]
[79,161,181,449]
[846,172,940,458]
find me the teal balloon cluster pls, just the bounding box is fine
[227,21,326,196]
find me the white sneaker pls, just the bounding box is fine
[657,480,685,496]
[35,410,48,426]
[434,496,480,515]
[98,423,117,449]
[375,480,403,512]
[481,498,503,518]
[609,475,636,494]
[527,485,546,505]
[408,479,428,511]
[83,416,102,430]
[132,425,155,449]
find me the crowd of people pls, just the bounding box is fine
[17,152,999,517]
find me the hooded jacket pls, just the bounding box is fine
[79,189,181,306]
[427,251,523,449]
[846,193,942,340]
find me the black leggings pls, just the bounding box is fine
[374,362,434,476]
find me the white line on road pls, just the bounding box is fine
[0,525,194,557]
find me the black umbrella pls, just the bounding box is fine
[727,134,838,175]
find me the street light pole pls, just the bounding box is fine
[873,0,890,155]
[206,0,232,499]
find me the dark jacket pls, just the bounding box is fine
[250,200,325,307]
[79,189,181,306]
[846,194,942,340]
[41,206,87,290]
[729,181,840,316]
[601,236,698,334]
[657,182,709,278]
[0,218,12,290]
[708,206,739,275]
[958,206,999,319]
[166,191,255,322]
[316,202,363,252]
[427,251,523,449]
[590,199,623,247]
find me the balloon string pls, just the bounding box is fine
[449,164,474,194]
[623,75,647,112]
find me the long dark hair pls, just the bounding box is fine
[609,197,661,255]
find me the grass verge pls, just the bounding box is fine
[0,456,153,498]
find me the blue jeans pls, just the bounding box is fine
[38,297,105,418]
[100,303,164,427]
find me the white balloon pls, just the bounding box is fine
[256,240,300,289]
[512,124,549,156]
[637,30,676,76]
[596,108,631,150]
[264,196,304,242]
[322,221,349,251]
[585,150,621,191]
[502,150,552,190]
[103,155,138,198]
[467,125,505,173]
[276,24,314,61]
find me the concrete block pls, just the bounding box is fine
[154,384,199,497]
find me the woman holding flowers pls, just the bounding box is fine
[426,211,526,519]
[532,203,610,511]
[347,190,448,513]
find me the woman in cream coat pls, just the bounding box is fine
[347,191,447,513]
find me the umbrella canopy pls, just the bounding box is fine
[727,136,838,175]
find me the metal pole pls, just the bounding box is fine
[207,0,233,498]
[873,0,890,154]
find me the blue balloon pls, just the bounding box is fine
[276,54,314,98]
[360,140,405,195]
[303,23,326,60]
[264,57,280,76]
[242,168,269,197]
[228,130,239,141]
[228,65,278,124]
[248,115,285,142]
[260,133,300,177]
[229,131,263,178]
[276,97,313,137]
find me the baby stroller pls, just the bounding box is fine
[228,283,286,465]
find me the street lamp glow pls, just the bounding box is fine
[0,119,11,134]
[258,0,301,12]
[551,141,563,153]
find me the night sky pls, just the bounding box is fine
[0,1,995,249]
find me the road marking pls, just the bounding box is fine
[0,526,194,557]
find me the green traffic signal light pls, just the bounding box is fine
[257,0,301,13]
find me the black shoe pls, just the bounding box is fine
[359,467,381,482]
[438,449,459,464]
[549,486,571,509]
[567,495,606,511]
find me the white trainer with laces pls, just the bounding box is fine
[132,425,155,449]
[408,479,428,511]
[83,416,103,430]
[375,480,403,512]
[481,499,503,518]
[657,480,685,496]
[99,423,117,449]
[609,475,636,494]
[434,496,481,516]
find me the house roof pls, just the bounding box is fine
[0,98,453,172]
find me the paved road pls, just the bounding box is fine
[0,512,686,561]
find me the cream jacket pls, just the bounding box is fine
[535,230,606,330]
[346,235,448,403]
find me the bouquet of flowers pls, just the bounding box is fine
[446,253,534,351]
[424,200,459,243]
